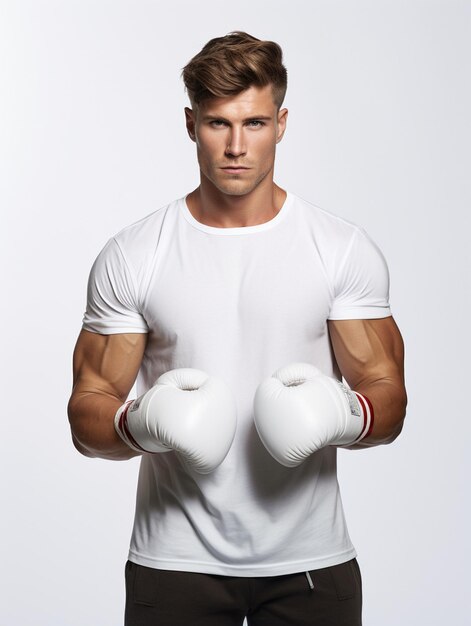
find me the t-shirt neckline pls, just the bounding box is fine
[180,191,293,236]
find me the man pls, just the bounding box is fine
[68,31,407,625]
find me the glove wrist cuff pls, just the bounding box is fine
[333,382,375,447]
[353,391,375,443]
[114,400,148,453]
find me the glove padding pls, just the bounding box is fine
[253,362,373,467]
[115,368,237,473]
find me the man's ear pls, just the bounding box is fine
[185,107,196,142]
[276,108,288,144]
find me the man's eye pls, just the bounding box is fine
[210,120,226,127]
[248,120,265,128]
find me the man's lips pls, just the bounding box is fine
[220,166,250,172]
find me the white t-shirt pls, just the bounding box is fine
[82,191,391,576]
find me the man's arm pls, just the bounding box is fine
[68,329,148,460]
[328,316,407,449]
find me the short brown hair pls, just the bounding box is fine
[182,31,287,110]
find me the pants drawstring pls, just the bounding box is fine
[305,571,314,590]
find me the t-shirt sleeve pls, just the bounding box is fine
[328,226,392,320]
[82,237,149,334]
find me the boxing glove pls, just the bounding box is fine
[253,362,374,467]
[115,368,237,473]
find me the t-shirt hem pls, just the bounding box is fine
[328,307,391,320]
[81,323,148,334]
[127,547,357,577]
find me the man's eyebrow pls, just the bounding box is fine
[201,115,273,122]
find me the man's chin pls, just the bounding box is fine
[219,187,252,197]
[202,170,267,197]
[213,180,258,197]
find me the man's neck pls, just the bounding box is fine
[186,180,287,228]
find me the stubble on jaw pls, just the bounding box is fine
[198,154,275,198]
[211,173,272,197]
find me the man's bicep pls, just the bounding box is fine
[327,316,405,389]
[71,329,147,402]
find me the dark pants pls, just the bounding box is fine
[124,558,362,625]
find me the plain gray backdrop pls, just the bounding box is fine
[1,0,470,624]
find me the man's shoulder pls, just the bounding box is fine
[112,196,183,250]
[290,192,362,241]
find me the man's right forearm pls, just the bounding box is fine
[68,392,141,461]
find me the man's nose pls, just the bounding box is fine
[225,127,246,157]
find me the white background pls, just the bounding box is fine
[1,1,470,624]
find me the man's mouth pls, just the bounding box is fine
[221,166,250,172]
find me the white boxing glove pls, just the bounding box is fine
[253,362,374,467]
[115,368,237,473]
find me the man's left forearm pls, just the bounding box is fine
[345,379,407,449]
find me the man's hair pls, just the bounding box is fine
[182,31,287,110]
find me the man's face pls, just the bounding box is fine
[185,85,288,197]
